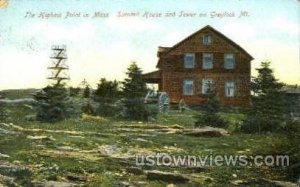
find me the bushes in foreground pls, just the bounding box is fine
[194,83,228,129]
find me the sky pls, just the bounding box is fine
[0,0,299,90]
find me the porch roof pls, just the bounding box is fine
[142,70,161,83]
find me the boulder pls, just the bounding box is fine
[182,127,229,137]
[66,174,87,182]
[26,135,55,141]
[0,128,17,135]
[97,145,117,156]
[0,153,10,158]
[40,181,77,187]
[57,146,79,152]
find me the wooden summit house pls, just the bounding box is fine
[142,25,253,107]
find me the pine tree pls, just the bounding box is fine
[122,62,149,120]
[0,102,7,122]
[69,87,80,97]
[194,83,228,128]
[93,78,121,116]
[34,85,73,122]
[83,86,90,98]
[242,61,285,133]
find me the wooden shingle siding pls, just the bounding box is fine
[144,25,253,107]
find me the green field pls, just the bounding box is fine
[0,89,299,186]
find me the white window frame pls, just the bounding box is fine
[184,53,195,69]
[183,80,194,96]
[202,79,213,94]
[225,80,235,97]
[224,54,235,69]
[203,53,213,69]
[203,34,211,45]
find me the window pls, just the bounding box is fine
[184,53,195,68]
[183,80,194,95]
[225,81,235,97]
[203,53,213,69]
[202,79,213,94]
[203,34,211,45]
[224,54,235,69]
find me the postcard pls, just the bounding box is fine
[0,0,299,186]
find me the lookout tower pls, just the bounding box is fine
[47,45,70,86]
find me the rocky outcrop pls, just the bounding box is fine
[182,126,229,137]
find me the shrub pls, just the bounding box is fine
[93,78,121,117]
[241,116,281,133]
[281,120,300,133]
[96,101,122,117]
[194,82,228,128]
[195,113,229,128]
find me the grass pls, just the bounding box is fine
[0,90,299,186]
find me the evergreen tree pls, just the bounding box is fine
[242,61,285,133]
[0,92,7,122]
[194,83,228,128]
[93,78,121,116]
[69,87,80,97]
[0,102,7,122]
[34,85,73,122]
[83,86,90,98]
[122,62,149,120]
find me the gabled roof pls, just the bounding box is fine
[160,25,254,60]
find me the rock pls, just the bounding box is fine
[231,180,245,185]
[0,153,10,158]
[135,138,149,142]
[0,98,36,105]
[183,127,229,137]
[170,124,184,129]
[0,162,28,177]
[135,181,147,185]
[42,181,77,187]
[23,104,34,110]
[26,135,55,141]
[0,128,17,135]
[146,170,189,183]
[261,179,299,187]
[120,181,130,186]
[57,146,79,152]
[66,174,88,182]
[0,174,15,185]
[12,160,21,165]
[166,184,175,187]
[97,145,117,156]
